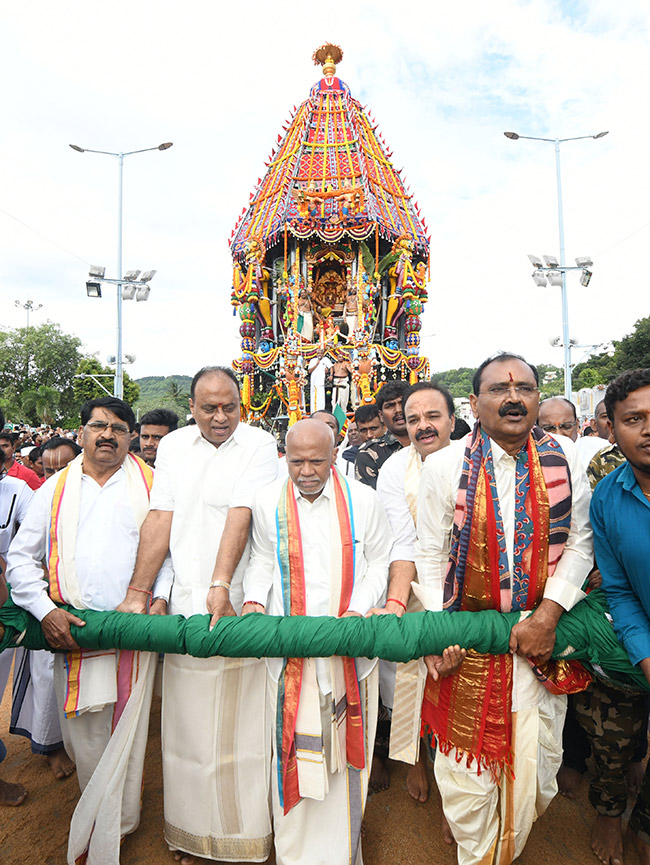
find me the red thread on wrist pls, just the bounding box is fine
[387,597,407,611]
[129,586,153,599]
[246,601,265,610]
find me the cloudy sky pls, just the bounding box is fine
[2,0,649,381]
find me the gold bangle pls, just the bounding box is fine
[209,580,231,593]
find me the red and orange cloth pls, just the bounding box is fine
[422,424,591,778]
[47,453,153,720]
[275,468,365,814]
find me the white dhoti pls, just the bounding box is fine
[270,667,379,865]
[434,660,566,865]
[53,650,156,864]
[10,648,63,753]
[332,377,350,412]
[162,653,272,862]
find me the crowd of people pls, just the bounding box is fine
[0,354,649,865]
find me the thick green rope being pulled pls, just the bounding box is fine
[0,588,645,693]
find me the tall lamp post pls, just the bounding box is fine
[504,130,608,399]
[14,299,43,329]
[69,141,173,399]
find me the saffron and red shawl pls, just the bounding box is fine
[275,469,365,814]
[421,423,591,777]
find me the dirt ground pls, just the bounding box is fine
[0,684,639,865]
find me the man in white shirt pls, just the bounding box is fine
[374,381,456,807]
[416,353,593,865]
[243,419,392,865]
[308,349,333,413]
[125,366,278,865]
[538,396,606,469]
[6,396,171,846]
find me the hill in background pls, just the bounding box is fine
[134,375,192,422]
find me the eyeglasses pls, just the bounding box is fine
[541,422,576,433]
[479,384,539,397]
[85,421,130,436]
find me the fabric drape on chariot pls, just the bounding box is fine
[0,588,645,693]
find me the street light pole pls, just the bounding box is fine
[504,130,608,399]
[70,141,173,399]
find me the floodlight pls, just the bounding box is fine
[135,286,151,302]
[580,269,593,287]
[527,254,544,268]
[547,270,563,287]
[548,336,562,347]
[86,281,102,298]
[123,269,141,281]
[543,255,559,268]
[532,271,547,287]
[122,284,137,300]
[107,355,116,364]
[89,265,106,278]
[575,257,593,268]
[123,354,136,364]
[158,142,173,150]
[503,132,520,140]
[140,270,157,282]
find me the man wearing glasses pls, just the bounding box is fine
[416,353,593,865]
[6,397,172,854]
[538,396,607,469]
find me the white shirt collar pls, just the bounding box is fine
[292,473,333,504]
[190,421,243,450]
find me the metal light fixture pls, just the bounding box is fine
[580,269,593,287]
[122,284,137,300]
[547,270,563,287]
[135,285,150,302]
[88,265,106,278]
[575,257,593,268]
[532,271,547,287]
[140,270,157,282]
[543,255,559,268]
[86,281,102,298]
[123,269,141,282]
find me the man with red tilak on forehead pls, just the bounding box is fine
[416,353,594,865]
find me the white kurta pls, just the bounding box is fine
[151,421,279,862]
[5,463,170,861]
[244,473,392,865]
[415,433,593,865]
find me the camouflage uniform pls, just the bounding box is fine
[574,680,650,836]
[354,432,402,490]
[586,442,625,491]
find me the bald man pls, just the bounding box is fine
[538,397,606,469]
[243,419,393,865]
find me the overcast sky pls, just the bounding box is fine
[3,0,649,380]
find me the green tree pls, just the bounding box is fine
[20,385,60,424]
[613,315,650,371]
[73,357,140,409]
[0,322,83,421]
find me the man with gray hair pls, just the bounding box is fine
[243,418,392,865]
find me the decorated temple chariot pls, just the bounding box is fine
[229,44,431,429]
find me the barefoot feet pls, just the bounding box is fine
[406,750,429,803]
[557,764,583,799]
[0,778,27,806]
[46,746,75,780]
[592,815,623,865]
[369,754,390,794]
[442,814,454,845]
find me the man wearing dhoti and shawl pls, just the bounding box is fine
[243,419,392,865]
[6,396,172,862]
[416,353,594,865]
[126,366,278,865]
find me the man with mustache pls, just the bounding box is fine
[416,353,593,865]
[355,380,410,490]
[373,382,456,809]
[6,397,172,855]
